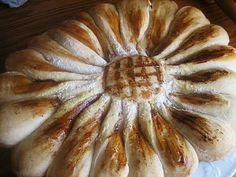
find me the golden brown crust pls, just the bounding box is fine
[140,0,178,54]
[29,35,86,63]
[94,132,128,177]
[92,3,124,47]
[153,6,210,57]
[1,1,236,177]
[175,69,229,83]
[105,56,162,102]
[6,49,63,72]
[40,95,99,141]
[12,94,99,177]
[170,93,228,106]
[0,72,32,91]
[75,12,114,59]
[118,0,150,42]
[166,106,235,161]
[171,45,236,65]
[57,20,103,56]
[152,109,189,167]
[47,95,110,177]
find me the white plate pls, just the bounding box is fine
[191,137,236,177]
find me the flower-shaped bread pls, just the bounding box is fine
[0,0,236,177]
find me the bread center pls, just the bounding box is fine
[105,55,163,102]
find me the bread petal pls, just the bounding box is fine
[123,100,164,177]
[46,27,107,66]
[139,0,178,55]
[165,25,229,64]
[164,106,235,161]
[29,35,103,74]
[6,49,100,81]
[75,12,114,59]
[153,6,209,58]
[117,0,150,54]
[90,3,127,56]
[89,97,129,177]
[12,93,99,177]
[47,95,110,177]
[169,92,236,131]
[172,69,236,96]
[139,102,198,177]
[58,20,104,57]
[0,98,60,147]
[0,72,99,103]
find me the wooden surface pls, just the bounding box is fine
[0,0,236,176]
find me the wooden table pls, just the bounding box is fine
[0,0,236,177]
